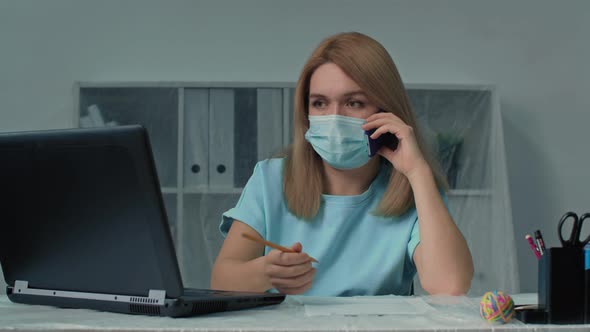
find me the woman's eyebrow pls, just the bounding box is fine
[308,93,326,99]
[342,91,367,98]
[309,91,367,99]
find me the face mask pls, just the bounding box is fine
[304,115,370,169]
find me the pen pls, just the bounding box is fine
[534,230,546,255]
[241,233,319,263]
[525,234,541,260]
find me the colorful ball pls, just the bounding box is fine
[479,290,514,324]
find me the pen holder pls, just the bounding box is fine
[538,247,584,324]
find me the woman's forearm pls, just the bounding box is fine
[408,165,474,295]
[210,257,272,292]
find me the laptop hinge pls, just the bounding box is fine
[13,280,166,305]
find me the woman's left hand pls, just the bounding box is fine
[362,112,429,178]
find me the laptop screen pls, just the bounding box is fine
[0,125,184,298]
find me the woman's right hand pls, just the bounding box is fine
[262,242,316,294]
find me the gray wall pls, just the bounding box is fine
[1,0,589,293]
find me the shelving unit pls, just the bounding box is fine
[75,82,509,293]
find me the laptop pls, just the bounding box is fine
[0,125,285,317]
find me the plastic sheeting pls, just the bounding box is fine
[408,86,518,295]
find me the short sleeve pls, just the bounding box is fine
[219,162,266,238]
[406,217,420,267]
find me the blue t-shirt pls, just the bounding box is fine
[220,158,422,296]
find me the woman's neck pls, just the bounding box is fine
[322,157,381,195]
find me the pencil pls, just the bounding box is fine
[241,233,319,263]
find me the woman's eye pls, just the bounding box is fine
[347,100,365,108]
[311,100,327,109]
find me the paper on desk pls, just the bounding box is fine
[509,293,537,306]
[294,296,435,317]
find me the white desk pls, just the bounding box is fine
[0,294,587,332]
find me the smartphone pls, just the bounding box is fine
[365,128,399,157]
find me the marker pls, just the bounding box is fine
[534,230,546,256]
[526,234,541,260]
[585,244,590,323]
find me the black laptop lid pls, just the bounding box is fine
[0,125,184,298]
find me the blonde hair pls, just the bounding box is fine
[284,32,447,219]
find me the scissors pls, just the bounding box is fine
[557,211,590,248]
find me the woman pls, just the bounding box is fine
[210,32,473,296]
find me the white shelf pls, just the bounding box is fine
[160,187,178,194]
[76,81,296,89]
[178,187,489,196]
[448,189,491,196]
[183,187,244,195]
